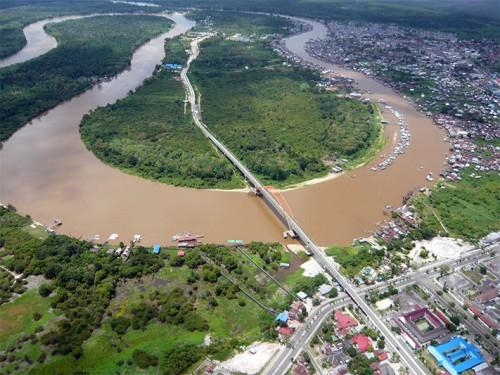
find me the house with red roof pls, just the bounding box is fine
[374,350,388,361]
[352,334,372,352]
[467,304,498,329]
[478,288,498,304]
[278,326,294,336]
[293,364,310,375]
[335,310,358,335]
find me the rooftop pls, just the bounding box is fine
[335,310,358,332]
[399,307,449,344]
[276,310,289,323]
[352,334,372,352]
[428,337,485,375]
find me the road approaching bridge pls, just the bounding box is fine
[182,35,428,375]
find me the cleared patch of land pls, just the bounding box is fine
[325,245,383,278]
[413,170,500,240]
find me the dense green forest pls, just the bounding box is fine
[0,206,163,371]
[80,36,244,189]
[2,0,495,61]
[190,37,381,186]
[81,11,380,188]
[0,206,320,374]
[0,15,172,142]
[164,0,499,41]
[0,0,149,58]
[189,8,294,35]
[1,0,497,62]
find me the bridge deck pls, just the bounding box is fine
[182,35,428,375]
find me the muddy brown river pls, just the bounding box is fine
[0,14,448,246]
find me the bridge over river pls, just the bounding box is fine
[183,34,429,375]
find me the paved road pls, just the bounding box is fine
[423,280,499,353]
[183,34,426,375]
[181,33,497,375]
[265,246,498,375]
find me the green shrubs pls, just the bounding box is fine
[132,349,158,368]
[109,316,131,335]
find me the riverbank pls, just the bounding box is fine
[0,14,173,143]
[80,35,246,190]
[280,105,387,191]
[0,12,448,247]
[0,206,314,374]
[189,35,382,188]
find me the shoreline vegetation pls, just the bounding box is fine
[1,0,497,62]
[280,106,387,191]
[81,11,383,190]
[162,0,500,42]
[0,205,318,374]
[189,36,383,188]
[0,14,173,143]
[80,35,246,190]
[0,0,156,59]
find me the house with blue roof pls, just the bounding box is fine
[153,244,161,254]
[428,337,484,375]
[163,63,183,70]
[275,311,289,324]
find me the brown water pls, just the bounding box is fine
[282,18,448,244]
[0,14,448,246]
[0,16,87,68]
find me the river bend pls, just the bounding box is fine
[0,14,448,245]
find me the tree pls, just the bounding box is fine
[328,287,338,298]
[450,315,460,326]
[38,283,53,297]
[132,349,158,368]
[33,312,42,321]
[446,323,457,332]
[208,297,218,307]
[163,344,203,375]
[377,338,385,349]
[110,316,131,335]
[301,306,308,318]
[439,265,450,277]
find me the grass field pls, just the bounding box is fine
[462,269,484,285]
[0,213,318,374]
[0,289,55,351]
[413,170,500,240]
[26,244,302,373]
[0,289,57,374]
[325,245,383,278]
[30,323,204,375]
